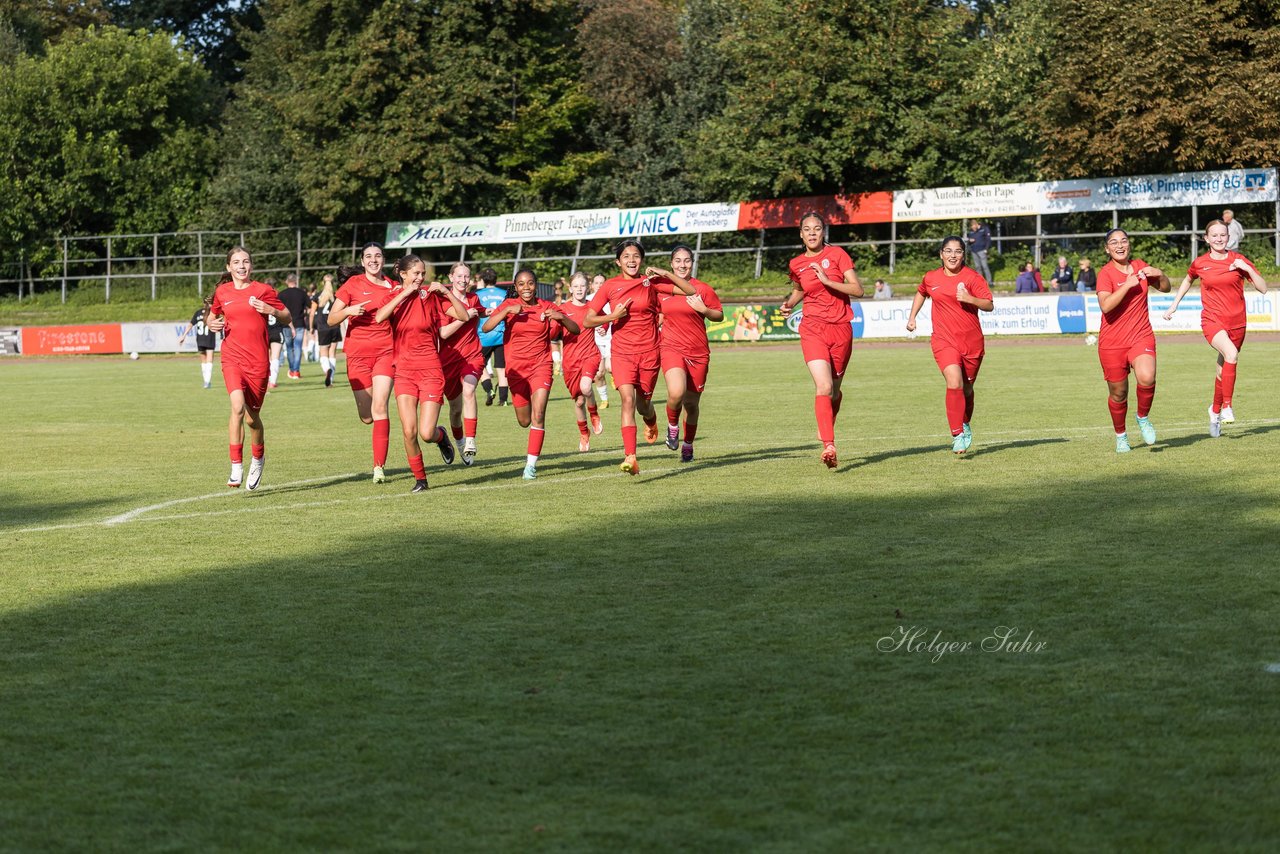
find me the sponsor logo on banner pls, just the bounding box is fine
[893,182,1041,221]
[617,203,740,237]
[21,324,123,355]
[1056,295,1086,334]
[850,302,864,339]
[386,217,497,248]
[499,208,615,242]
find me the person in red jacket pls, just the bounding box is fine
[906,236,995,454]
[206,246,291,490]
[482,269,580,480]
[1164,219,1268,436]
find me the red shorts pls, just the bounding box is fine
[1202,324,1246,351]
[442,353,486,401]
[222,362,269,411]
[661,347,711,393]
[394,364,445,403]
[346,352,395,391]
[611,349,660,397]
[931,345,984,383]
[1099,337,1156,382]
[799,320,853,377]
[562,352,602,395]
[506,361,554,408]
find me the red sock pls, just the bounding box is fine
[464,417,477,439]
[683,421,698,443]
[451,424,464,440]
[408,453,426,480]
[666,406,680,427]
[814,395,835,444]
[577,419,589,437]
[963,390,975,424]
[250,443,264,460]
[527,426,545,456]
[945,388,965,436]
[1220,362,1237,407]
[831,390,843,420]
[587,404,599,417]
[229,443,243,464]
[1107,397,1128,433]
[435,426,448,445]
[622,425,638,456]
[1212,377,1223,413]
[1136,383,1155,418]
[373,418,390,467]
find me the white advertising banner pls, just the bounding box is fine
[893,168,1278,222]
[1084,290,1280,333]
[854,294,1089,339]
[616,203,741,237]
[122,321,207,353]
[385,216,499,249]
[497,208,616,243]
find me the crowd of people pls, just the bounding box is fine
[189,209,1267,488]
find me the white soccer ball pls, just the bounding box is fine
[129,352,140,360]
[1084,335,1097,346]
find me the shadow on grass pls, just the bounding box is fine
[0,493,140,530]
[3,469,1280,850]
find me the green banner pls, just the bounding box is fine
[705,304,799,342]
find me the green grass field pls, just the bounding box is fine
[3,339,1280,850]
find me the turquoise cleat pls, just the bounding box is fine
[1136,416,1156,446]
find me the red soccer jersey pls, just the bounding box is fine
[391,290,449,370]
[210,280,285,370]
[1096,259,1155,347]
[335,274,398,358]
[587,275,661,357]
[658,278,721,358]
[788,244,854,325]
[558,301,598,364]
[1187,250,1250,330]
[439,291,484,364]
[917,266,990,352]
[497,298,560,366]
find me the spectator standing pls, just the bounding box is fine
[1015,262,1039,293]
[1049,256,1074,292]
[966,219,994,286]
[873,279,893,299]
[1076,258,1097,292]
[1223,209,1244,252]
[278,273,311,379]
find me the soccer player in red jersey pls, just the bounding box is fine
[659,244,724,462]
[557,272,605,451]
[374,255,471,492]
[778,211,864,468]
[482,269,580,479]
[584,240,694,475]
[438,261,488,466]
[906,236,995,454]
[1164,220,1267,437]
[327,242,400,482]
[205,247,291,490]
[1095,228,1170,452]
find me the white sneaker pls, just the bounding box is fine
[462,437,477,466]
[372,465,386,483]
[1208,407,1222,438]
[247,455,265,491]
[227,463,243,488]
[1220,405,1235,424]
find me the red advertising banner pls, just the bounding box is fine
[737,192,893,229]
[21,324,124,355]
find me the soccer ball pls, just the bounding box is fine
[129,352,140,360]
[1084,335,1097,346]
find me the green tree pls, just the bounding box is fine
[103,0,263,84]
[0,26,221,264]
[0,0,109,57]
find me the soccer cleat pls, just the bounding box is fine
[324,368,333,387]
[1220,405,1235,424]
[619,454,640,475]
[1136,415,1156,446]
[227,464,243,488]
[372,465,386,483]
[1208,406,1222,438]
[1115,433,1131,453]
[962,422,972,441]
[411,479,428,493]
[485,391,494,406]
[821,443,838,469]
[590,412,603,435]
[665,425,680,450]
[599,397,609,409]
[462,437,477,466]
[247,455,265,491]
[203,381,211,389]
[578,435,591,452]
[951,433,970,455]
[644,421,659,444]
[681,441,694,463]
[437,432,456,465]
[267,382,277,390]
[523,463,538,480]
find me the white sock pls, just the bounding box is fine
[201,362,213,383]
[320,356,330,373]
[552,350,562,366]
[526,453,539,467]
[596,384,608,400]
[230,462,243,480]
[269,359,279,384]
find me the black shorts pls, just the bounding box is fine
[482,344,505,370]
[195,335,215,352]
[318,327,342,346]
[268,326,283,344]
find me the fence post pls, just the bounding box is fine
[17,251,22,301]
[889,221,897,274]
[197,232,204,298]
[151,233,158,300]
[1275,200,1279,267]
[1034,214,1042,267]
[571,240,581,275]
[1190,205,1198,261]
[106,236,112,304]
[296,227,303,277]
[62,237,68,304]
[754,229,765,278]
[692,233,703,278]
[1112,209,1118,229]
[513,242,523,280]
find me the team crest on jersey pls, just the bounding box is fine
[821,259,831,269]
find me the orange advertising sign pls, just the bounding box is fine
[21,324,124,355]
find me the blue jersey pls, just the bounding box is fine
[476,286,509,347]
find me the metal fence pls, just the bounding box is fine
[4,202,1279,303]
